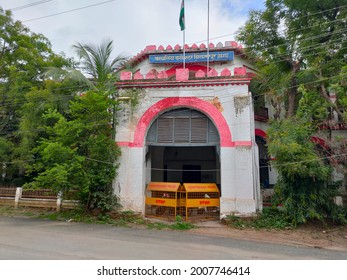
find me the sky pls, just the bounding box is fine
[1,0,265,60]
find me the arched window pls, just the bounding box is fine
[146,108,219,146]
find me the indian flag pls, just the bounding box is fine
[179,0,185,31]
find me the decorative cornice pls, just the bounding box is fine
[116,77,251,89]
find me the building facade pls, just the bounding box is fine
[114,41,268,217]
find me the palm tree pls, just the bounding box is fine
[72,39,128,91]
[45,39,129,92]
[45,39,132,141]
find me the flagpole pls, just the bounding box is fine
[183,30,186,69]
[179,0,186,69]
[207,0,210,72]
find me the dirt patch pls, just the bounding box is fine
[191,221,347,251]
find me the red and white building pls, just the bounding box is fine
[114,41,276,216]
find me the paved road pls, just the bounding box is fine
[0,216,346,260]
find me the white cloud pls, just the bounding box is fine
[1,0,264,59]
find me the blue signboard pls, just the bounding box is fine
[149,51,234,64]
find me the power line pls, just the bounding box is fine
[2,151,345,168]
[262,45,347,66]
[129,22,347,71]
[23,0,118,22]
[269,153,347,169]
[151,167,219,172]
[273,6,347,36]
[4,0,345,72]
[242,27,347,59]
[1,70,345,112]
[9,0,53,11]
[281,17,347,36]
[188,5,347,48]
[1,9,346,117]
[285,4,347,21]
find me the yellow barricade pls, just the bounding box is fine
[183,183,220,221]
[145,182,220,221]
[145,182,182,220]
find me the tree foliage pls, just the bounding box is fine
[238,0,347,224]
[25,92,121,212]
[238,0,347,119]
[26,39,128,212]
[72,39,128,91]
[268,119,345,224]
[0,8,72,185]
[0,8,123,213]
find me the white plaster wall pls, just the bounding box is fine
[114,147,146,213]
[234,147,254,199]
[219,146,258,215]
[332,130,347,139]
[232,94,252,142]
[268,164,279,186]
[254,121,269,134]
[220,147,236,214]
[252,144,262,212]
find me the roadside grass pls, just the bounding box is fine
[0,206,195,230]
[222,207,294,230]
[146,216,196,230]
[169,215,196,230]
[3,206,343,233]
[1,206,292,231]
[0,205,51,217]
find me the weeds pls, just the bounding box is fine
[0,206,193,231]
[169,215,195,230]
[223,208,294,230]
[146,222,168,230]
[146,216,195,230]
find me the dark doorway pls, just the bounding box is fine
[182,165,201,183]
[149,146,220,185]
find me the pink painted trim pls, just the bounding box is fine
[255,128,267,139]
[132,97,233,147]
[165,65,211,77]
[117,141,132,147]
[234,141,252,147]
[116,77,251,89]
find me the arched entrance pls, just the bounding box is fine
[145,108,221,191]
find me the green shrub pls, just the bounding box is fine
[224,208,293,230]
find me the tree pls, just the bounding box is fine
[72,39,128,91]
[25,91,121,212]
[237,0,347,119]
[25,39,129,212]
[0,7,72,185]
[46,39,132,140]
[0,8,124,212]
[267,118,345,224]
[238,0,347,224]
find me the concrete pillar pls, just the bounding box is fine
[57,191,62,212]
[15,187,22,208]
[220,147,236,215]
[117,147,146,213]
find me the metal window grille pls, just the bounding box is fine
[146,108,219,145]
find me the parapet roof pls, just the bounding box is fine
[129,41,245,64]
